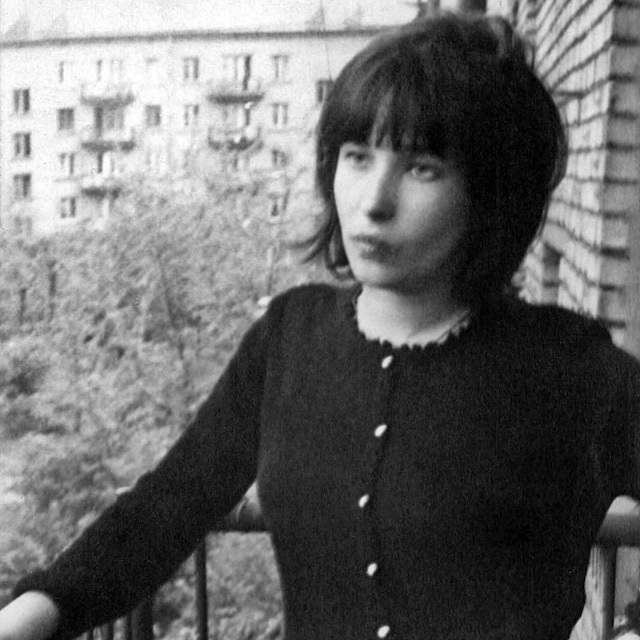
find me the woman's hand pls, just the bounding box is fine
[0,592,60,640]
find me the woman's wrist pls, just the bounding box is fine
[0,591,60,640]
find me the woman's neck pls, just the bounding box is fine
[356,285,470,347]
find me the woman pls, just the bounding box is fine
[2,12,640,640]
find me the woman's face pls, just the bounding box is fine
[333,140,470,297]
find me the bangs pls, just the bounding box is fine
[323,38,471,158]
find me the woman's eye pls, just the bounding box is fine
[341,146,370,167]
[409,162,439,181]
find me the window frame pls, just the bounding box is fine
[13,132,31,159]
[13,173,32,201]
[60,197,77,219]
[272,54,290,82]
[58,152,76,177]
[57,108,75,131]
[316,79,334,104]
[13,88,30,115]
[183,57,200,81]
[183,103,200,128]
[145,105,162,128]
[271,102,289,128]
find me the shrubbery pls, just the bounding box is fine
[0,165,326,636]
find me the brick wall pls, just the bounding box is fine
[512,1,640,639]
[516,0,640,348]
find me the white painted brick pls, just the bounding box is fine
[589,149,608,180]
[563,97,581,125]
[612,81,640,116]
[581,82,612,120]
[601,182,640,213]
[580,180,601,212]
[605,148,639,181]
[610,45,640,78]
[524,252,560,283]
[594,49,610,84]
[565,238,629,285]
[584,283,627,321]
[580,212,629,250]
[613,7,640,41]
[608,116,640,147]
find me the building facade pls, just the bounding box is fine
[0,27,386,234]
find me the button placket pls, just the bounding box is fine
[357,347,397,639]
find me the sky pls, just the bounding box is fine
[0,0,512,37]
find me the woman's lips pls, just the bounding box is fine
[350,234,395,260]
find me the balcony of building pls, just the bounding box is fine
[81,82,135,106]
[80,173,124,196]
[80,126,136,151]
[207,78,265,104]
[84,489,640,640]
[207,124,262,152]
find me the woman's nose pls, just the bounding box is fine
[360,164,397,223]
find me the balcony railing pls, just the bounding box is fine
[80,126,136,150]
[207,124,262,151]
[207,79,265,104]
[83,488,640,640]
[81,83,135,106]
[80,173,124,196]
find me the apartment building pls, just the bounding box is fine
[0,26,387,234]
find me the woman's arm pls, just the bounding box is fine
[0,592,60,640]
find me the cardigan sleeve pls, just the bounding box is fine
[12,298,279,640]
[597,346,640,503]
[625,351,640,500]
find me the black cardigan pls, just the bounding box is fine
[15,284,640,640]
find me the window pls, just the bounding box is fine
[223,54,251,85]
[103,107,124,131]
[272,103,289,128]
[58,61,73,83]
[59,153,75,177]
[226,103,252,128]
[13,133,31,159]
[97,152,116,175]
[13,89,30,115]
[145,105,162,127]
[316,79,333,104]
[60,197,77,219]
[146,148,163,172]
[183,57,200,81]
[109,59,124,83]
[57,108,75,131]
[96,59,123,82]
[271,149,288,168]
[146,57,161,83]
[184,104,200,128]
[270,195,286,218]
[13,174,32,200]
[272,55,289,81]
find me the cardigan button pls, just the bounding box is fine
[366,562,378,577]
[358,494,370,508]
[381,355,394,369]
[377,625,391,638]
[374,424,388,438]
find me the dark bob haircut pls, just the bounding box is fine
[306,12,567,306]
